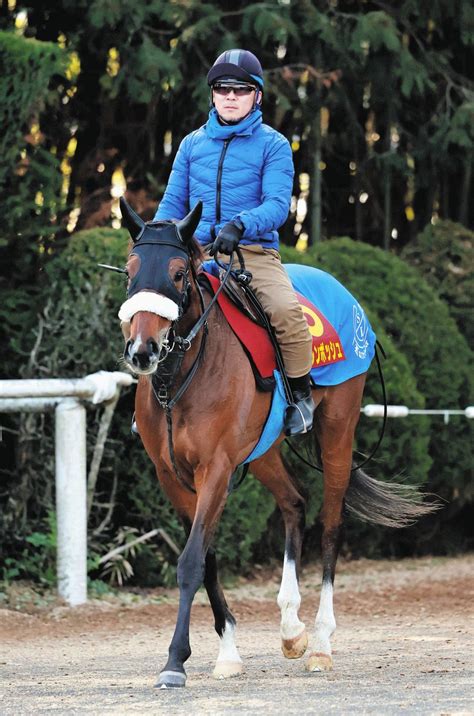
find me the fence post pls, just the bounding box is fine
[55,398,87,605]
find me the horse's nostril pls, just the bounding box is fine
[148,339,159,355]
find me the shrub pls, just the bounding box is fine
[400,220,474,347]
[0,33,66,382]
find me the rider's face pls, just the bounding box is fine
[212,86,259,122]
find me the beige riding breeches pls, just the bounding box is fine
[224,244,313,378]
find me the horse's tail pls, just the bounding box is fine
[345,466,439,528]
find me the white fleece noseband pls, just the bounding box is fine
[118,292,179,323]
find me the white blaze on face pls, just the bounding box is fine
[277,554,305,640]
[118,292,179,324]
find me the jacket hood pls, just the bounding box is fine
[205,107,262,140]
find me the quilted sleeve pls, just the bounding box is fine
[234,134,294,238]
[153,136,190,221]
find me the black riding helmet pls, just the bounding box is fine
[207,49,264,88]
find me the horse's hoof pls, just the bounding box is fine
[306,652,333,672]
[212,660,243,679]
[155,670,186,688]
[281,629,308,659]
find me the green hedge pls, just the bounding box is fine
[0,32,66,383]
[401,220,474,347]
[0,31,65,186]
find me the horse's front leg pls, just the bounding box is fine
[156,464,231,689]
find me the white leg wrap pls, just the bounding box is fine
[277,555,305,640]
[313,581,336,655]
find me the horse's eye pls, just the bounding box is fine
[174,271,184,282]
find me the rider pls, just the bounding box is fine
[154,49,314,436]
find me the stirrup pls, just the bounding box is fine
[284,392,315,437]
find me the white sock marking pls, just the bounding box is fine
[313,581,336,655]
[277,554,305,640]
[216,620,242,665]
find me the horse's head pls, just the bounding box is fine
[118,197,202,375]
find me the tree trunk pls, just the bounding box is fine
[383,162,392,250]
[458,150,472,226]
[355,148,363,243]
[310,107,322,243]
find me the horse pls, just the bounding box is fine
[115,197,434,689]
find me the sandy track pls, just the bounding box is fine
[1,556,473,715]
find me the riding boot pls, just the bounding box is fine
[284,373,315,436]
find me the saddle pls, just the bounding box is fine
[198,271,277,392]
[198,262,349,393]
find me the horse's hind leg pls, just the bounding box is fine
[204,548,243,679]
[155,464,233,688]
[307,375,366,673]
[164,503,242,679]
[252,447,308,659]
[161,484,242,679]
[183,516,242,679]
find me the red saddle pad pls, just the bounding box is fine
[204,273,276,380]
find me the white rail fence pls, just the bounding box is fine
[0,372,135,606]
[0,375,472,606]
[361,404,474,423]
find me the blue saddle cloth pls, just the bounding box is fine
[242,263,376,464]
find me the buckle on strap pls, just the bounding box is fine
[155,385,169,408]
[233,268,253,286]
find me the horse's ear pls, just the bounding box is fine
[176,201,202,245]
[120,197,145,242]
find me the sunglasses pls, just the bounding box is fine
[212,83,256,97]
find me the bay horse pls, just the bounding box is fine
[116,198,434,689]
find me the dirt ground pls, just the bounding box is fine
[1,555,473,715]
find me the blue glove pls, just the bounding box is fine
[210,220,244,256]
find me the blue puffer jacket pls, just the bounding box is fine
[154,108,294,250]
